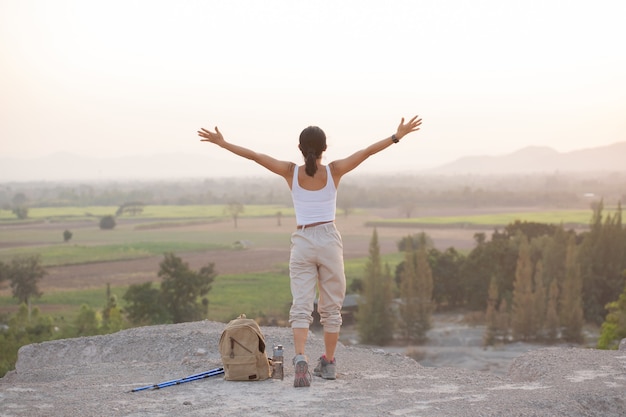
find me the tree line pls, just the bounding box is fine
[356,202,626,347]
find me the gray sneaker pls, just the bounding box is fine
[293,354,311,387]
[313,355,336,380]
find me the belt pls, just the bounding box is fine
[296,220,334,230]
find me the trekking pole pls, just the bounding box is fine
[131,367,224,392]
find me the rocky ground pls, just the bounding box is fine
[1,321,625,417]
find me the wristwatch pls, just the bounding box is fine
[392,134,399,143]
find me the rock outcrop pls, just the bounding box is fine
[1,321,625,417]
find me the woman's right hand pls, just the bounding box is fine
[395,116,422,140]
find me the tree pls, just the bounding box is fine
[579,201,626,324]
[12,206,28,219]
[484,275,499,346]
[531,261,546,339]
[560,235,584,343]
[397,232,432,253]
[123,282,168,325]
[460,231,518,311]
[1,304,55,378]
[597,281,626,350]
[398,239,420,342]
[429,247,466,308]
[496,297,511,340]
[63,230,73,242]
[0,261,6,287]
[74,304,101,336]
[504,220,557,241]
[116,201,145,216]
[101,284,124,333]
[414,236,434,338]
[511,235,538,341]
[7,255,46,318]
[158,252,216,323]
[399,201,417,219]
[225,202,244,228]
[357,229,394,345]
[12,192,27,207]
[545,278,560,343]
[398,234,433,343]
[99,215,116,230]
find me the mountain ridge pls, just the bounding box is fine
[428,141,626,175]
[1,141,624,181]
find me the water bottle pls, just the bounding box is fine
[272,344,284,380]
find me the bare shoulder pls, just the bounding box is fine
[328,161,343,186]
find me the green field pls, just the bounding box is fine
[368,210,592,228]
[0,241,232,267]
[0,204,294,222]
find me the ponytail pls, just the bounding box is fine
[305,149,318,176]
[299,126,327,177]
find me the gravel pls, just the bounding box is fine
[1,321,625,417]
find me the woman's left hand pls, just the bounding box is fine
[198,126,225,145]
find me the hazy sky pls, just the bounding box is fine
[1,0,625,174]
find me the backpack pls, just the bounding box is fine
[218,314,271,381]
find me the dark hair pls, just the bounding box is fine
[299,126,327,177]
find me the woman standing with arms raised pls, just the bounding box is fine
[198,115,422,387]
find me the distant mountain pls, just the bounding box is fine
[1,142,624,182]
[427,142,626,175]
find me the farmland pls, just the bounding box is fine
[0,204,592,322]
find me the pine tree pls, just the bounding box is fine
[545,279,560,342]
[532,260,546,339]
[511,235,536,341]
[560,235,584,343]
[357,229,395,345]
[484,275,499,346]
[579,201,626,324]
[414,236,434,339]
[398,234,434,343]
[496,298,511,341]
[399,238,420,342]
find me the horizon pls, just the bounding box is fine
[1,140,625,183]
[1,1,625,178]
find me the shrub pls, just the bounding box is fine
[99,215,116,230]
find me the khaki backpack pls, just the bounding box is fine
[218,314,271,381]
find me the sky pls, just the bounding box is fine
[1,0,625,177]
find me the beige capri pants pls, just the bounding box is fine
[288,222,346,333]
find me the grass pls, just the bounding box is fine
[0,205,294,222]
[0,287,129,323]
[208,272,293,322]
[368,210,593,227]
[0,253,406,324]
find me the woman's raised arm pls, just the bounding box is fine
[330,116,422,180]
[198,126,294,180]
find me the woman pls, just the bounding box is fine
[198,115,422,387]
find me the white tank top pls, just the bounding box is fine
[291,165,337,225]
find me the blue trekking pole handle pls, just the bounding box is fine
[131,367,224,392]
